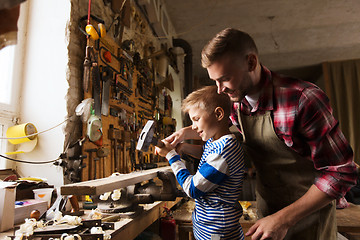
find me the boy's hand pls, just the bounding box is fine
[155,140,175,158]
[165,129,185,147]
[175,142,186,155]
[165,126,201,147]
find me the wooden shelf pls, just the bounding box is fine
[61,166,171,196]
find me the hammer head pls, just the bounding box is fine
[136,120,156,152]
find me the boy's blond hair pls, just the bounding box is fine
[181,85,231,117]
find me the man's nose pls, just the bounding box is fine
[216,82,224,94]
[191,124,197,130]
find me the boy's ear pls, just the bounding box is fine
[214,107,225,121]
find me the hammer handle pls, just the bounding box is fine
[156,140,165,148]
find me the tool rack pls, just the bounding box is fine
[81,31,175,182]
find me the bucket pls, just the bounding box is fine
[33,188,53,208]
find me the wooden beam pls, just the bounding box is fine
[61,166,172,196]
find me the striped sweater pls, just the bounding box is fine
[166,134,245,240]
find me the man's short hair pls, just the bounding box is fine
[201,28,258,68]
[182,85,231,118]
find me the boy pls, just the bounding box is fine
[155,85,245,240]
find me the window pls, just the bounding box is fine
[0,44,18,168]
[0,45,16,105]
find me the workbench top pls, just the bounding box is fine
[337,203,360,233]
[1,200,358,239]
[172,200,360,236]
[0,198,182,240]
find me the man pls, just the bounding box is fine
[165,28,358,240]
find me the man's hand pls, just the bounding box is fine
[246,185,334,240]
[246,213,289,240]
[154,140,174,158]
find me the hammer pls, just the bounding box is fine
[136,120,164,152]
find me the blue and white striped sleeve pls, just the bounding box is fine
[166,149,229,199]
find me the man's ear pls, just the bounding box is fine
[247,54,257,72]
[214,107,225,121]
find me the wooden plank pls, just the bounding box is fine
[337,203,360,233]
[61,166,171,196]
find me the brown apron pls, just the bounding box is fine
[237,110,337,240]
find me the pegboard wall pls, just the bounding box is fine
[73,0,178,182]
[80,35,176,181]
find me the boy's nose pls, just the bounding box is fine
[191,124,197,130]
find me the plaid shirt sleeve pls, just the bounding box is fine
[231,66,357,200]
[298,86,357,199]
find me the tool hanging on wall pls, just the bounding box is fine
[86,19,106,41]
[78,14,106,41]
[112,0,130,42]
[100,66,113,116]
[92,55,101,117]
[87,108,102,142]
[79,0,107,93]
[85,148,96,180]
[108,125,122,172]
[83,46,92,93]
[81,0,93,93]
[79,0,106,93]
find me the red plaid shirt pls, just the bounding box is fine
[230,65,357,199]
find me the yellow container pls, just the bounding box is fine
[6,123,37,145]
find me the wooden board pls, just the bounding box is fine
[337,203,360,233]
[61,166,171,196]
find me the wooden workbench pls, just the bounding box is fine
[0,198,182,240]
[1,200,359,239]
[172,200,360,240]
[172,200,258,240]
[1,167,184,239]
[337,203,360,240]
[107,197,182,239]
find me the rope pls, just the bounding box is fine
[87,0,91,25]
[0,154,60,164]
